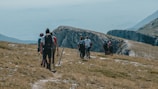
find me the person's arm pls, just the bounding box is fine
[40,42,43,54]
[40,37,44,54]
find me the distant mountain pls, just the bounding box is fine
[0,33,36,44]
[107,11,158,46]
[138,18,158,36]
[107,30,158,46]
[130,10,158,30]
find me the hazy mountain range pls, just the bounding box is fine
[0,33,35,44]
[1,9,158,45]
[107,9,158,46]
[138,18,158,36]
[130,10,158,30]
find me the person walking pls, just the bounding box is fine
[40,28,53,70]
[103,40,108,55]
[107,40,113,55]
[84,36,92,59]
[37,33,45,66]
[78,36,85,59]
[50,32,59,71]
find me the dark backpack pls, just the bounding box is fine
[44,35,53,49]
[79,40,85,50]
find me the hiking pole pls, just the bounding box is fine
[77,48,80,57]
[58,47,64,66]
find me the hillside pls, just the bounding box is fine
[131,10,158,30]
[0,41,158,89]
[138,18,158,36]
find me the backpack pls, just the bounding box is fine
[79,40,85,50]
[44,35,53,49]
[52,36,57,46]
[103,42,108,50]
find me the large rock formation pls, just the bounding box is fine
[107,30,158,46]
[52,26,124,52]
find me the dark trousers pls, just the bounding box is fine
[43,48,52,70]
[80,48,85,59]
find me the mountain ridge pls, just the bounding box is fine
[0,33,36,44]
[130,10,158,30]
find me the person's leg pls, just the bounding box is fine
[88,47,91,58]
[82,48,85,58]
[48,49,52,70]
[43,49,48,68]
[80,47,83,59]
[52,48,56,70]
[52,48,56,64]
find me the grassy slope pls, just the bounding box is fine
[0,41,158,89]
[127,40,158,59]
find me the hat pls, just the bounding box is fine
[40,33,44,37]
[46,28,50,33]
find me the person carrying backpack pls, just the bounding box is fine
[50,32,59,71]
[84,36,92,59]
[37,33,44,52]
[78,36,85,59]
[37,33,45,66]
[107,40,113,55]
[103,40,108,55]
[40,28,53,70]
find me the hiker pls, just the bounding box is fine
[103,40,108,55]
[37,33,44,52]
[50,32,59,70]
[37,33,45,66]
[107,40,113,55]
[78,36,85,59]
[84,36,92,59]
[40,28,53,70]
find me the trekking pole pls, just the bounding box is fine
[76,48,80,57]
[58,47,64,65]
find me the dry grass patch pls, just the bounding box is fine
[129,40,158,60]
[0,42,158,89]
[0,42,53,89]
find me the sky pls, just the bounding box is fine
[0,0,158,40]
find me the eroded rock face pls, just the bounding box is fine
[107,30,158,46]
[52,26,124,52]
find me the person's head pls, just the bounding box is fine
[39,33,44,37]
[80,36,83,40]
[46,28,50,34]
[86,36,89,39]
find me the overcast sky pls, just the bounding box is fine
[0,0,158,40]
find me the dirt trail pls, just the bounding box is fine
[32,72,62,89]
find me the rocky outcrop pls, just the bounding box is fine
[107,30,158,46]
[52,26,124,52]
